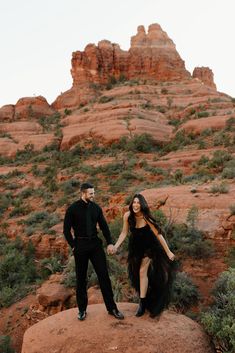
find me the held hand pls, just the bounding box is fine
[167,251,175,261]
[107,244,117,255]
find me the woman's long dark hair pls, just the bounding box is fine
[128,193,160,231]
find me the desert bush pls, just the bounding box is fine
[197,111,209,118]
[99,95,114,103]
[101,162,124,176]
[197,155,210,165]
[0,238,38,307]
[162,130,195,153]
[113,134,157,153]
[208,150,232,169]
[171,272,200,311]
[0,192,13,216]
[18,187,34,199]
[170,206,214,259]
[222,159,235,179]
[0,335,15,353]
[15,143,36,162]
[225,247,235,268]
[62,256,76,288]
[127,134,156,153]
[61,179,80,195]
[209,182,229,194]
[213,132,231,146]
[225,116,235,130]
[229,204,235,216]
[24,211,60,235]
[39,255,64,279]
[201,268,235,353]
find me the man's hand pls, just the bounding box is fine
[107,244,117,255]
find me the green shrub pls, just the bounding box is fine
[39,255,64,280]
[0,192,13,216]
[225,117,235,130]
[0,335,15,353]
[229,204,235,216]
[171,272,200,311]
[18,187,34,199]
[170,207,214,259]
[162,130,194,153]
[225,247,235,268]
[127,133,156,153]
[209,182,229,194]
[222,159,235,179]
[61,179,80,195]
[197,155,210,165]
[99,96,114,103]
[24,211,60,235]
[62,257,76,288]
[208,150,232,169]
[0,239,38,307]
[197,111,209,118]
[213,132,231,146]
[201,268,235,353]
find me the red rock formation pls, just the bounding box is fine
[53,23,190,109]
[0,104,15,121]
[129,24,190,81]
[179,115,230,135]
[21,303,214,353]
[142,183,235,239]
[36,275,73,314]
[14,96,55,120]
[73,23,190,86]
[193,67,216,89]
[0,96,58,156]
[0,96,56,121]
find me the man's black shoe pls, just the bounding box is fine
[108,308,124,320]
[78,310,86,321]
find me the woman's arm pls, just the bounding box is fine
[113,211,130,252]
[145,218,175,261]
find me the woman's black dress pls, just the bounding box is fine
[128,224,175,316]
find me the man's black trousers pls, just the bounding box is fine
[73,237,117,312]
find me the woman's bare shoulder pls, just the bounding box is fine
[123,211,130,219]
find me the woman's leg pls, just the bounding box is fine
[136,256,151,316]
[139,256,151,298]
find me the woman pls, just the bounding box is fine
[112,193,175,317]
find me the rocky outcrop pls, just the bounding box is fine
[14,96,55,120]
[60,102,173,149]
[36,275,73,314]
[21,303,214,353]
[70,23,190,86]
[53,23,190,109]
[0,120,55,157]
[0,104,15,121]
[142,183,235,239]
[179,115,231,135]
[129,24,190,81]
[0,96,55,121]
[0,96,58,156]
[193,67,216,90]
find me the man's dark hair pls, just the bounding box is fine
[80,182,94,192]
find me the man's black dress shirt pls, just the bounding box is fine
[63,199,112,248]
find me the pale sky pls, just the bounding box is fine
[0,0,234,108]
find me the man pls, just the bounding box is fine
[63,182,124,321]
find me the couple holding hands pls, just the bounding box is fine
[63,182,175,321]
